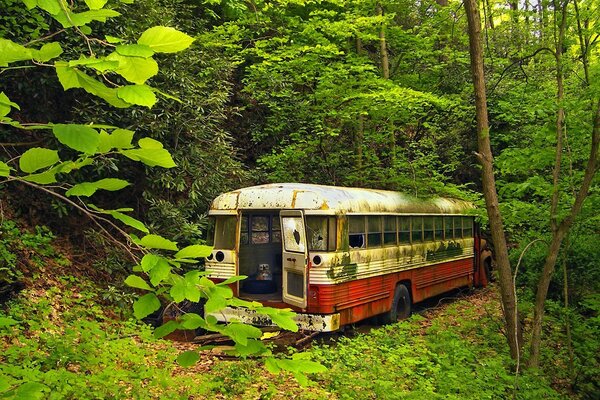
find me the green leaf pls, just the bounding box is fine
[153,320,179,339]
[19,148,59,173]
[106,52,158,84]
[133,293,161,319]
[53,9,120,28]
[69,56,119,72]
[55,62,129,108]
[138,137,163,149]
[34,42,63,62]
[138,26,195,53]
[110,211,149,233]
[0,92,20,117]
[233,338,268,357]
[265,357,281,373]
[84,0,109,10]
[0,317,18,328]
[66,178,129,197]
[141,254,161,272]
[22,170,57,184]
[14,382,47,400]
[0,161,11,177]
[97,128,134,152]
[52,124,100,154]
[179,313,206,330]
[125,274,153,291]
[204,294,227,314]
[116,44,154,57]
[218,275,247,286]
[140,234,178,251]
[120,148,176,168]
[177,350,200,367]
[0,38,32,66]
[222,323,262,346]
[105,35,123,44]
[37,0,61,14]
[175,245,213,259]
[148,258,171,286]
[117,85,157,108]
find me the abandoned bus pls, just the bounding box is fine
[205,183,491,332]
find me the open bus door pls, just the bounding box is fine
[280,210,308,308]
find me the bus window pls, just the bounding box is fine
[252,216,270,244]
[423,217,434,242]
[368,216,382,247]
[453,216,462,239]
[462,217,473,237]
[384,216,397,246]
[444,216,453,240]
[272,216,281,243]
[411,216,423,243]
[434,216,444,240]
[349,216,366,249]
[240,215,249,244]
[306,216,337,251]
[399,217,410,244]
[210,215,237,249]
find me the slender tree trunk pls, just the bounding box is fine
[355,36,364,185]
[562,237,575,384]
[464,0,521,361]
[377,3,390,80]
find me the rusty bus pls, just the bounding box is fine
[205,183,492,332]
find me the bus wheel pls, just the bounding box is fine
[380,284,411,324]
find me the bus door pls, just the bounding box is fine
[280,210,308,308]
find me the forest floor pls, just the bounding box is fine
[0,222,574,399]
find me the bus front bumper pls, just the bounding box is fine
[207,307,341,332]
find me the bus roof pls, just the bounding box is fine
[209,183,473,215]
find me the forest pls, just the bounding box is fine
[0,0,599,398]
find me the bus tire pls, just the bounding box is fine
[380,284,411,324]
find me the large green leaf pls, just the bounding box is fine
[55,62,129,108]
[52,124,100,154]
[116,44,154,58]
[133,293,161,319]
[0,161,11,177]
[110,211,149,233]
[106,52,158,84]
[117,85,157,108]
[0,39,32,66]
[153,320,179,339]
[177,350,200,367]
[66,178,129,197]
[0,92,20,117]
[138,137,163,149]
[34,42,63,62]
[53,9,120,28]
[120,148,176,168]
[97,128,135,153]
[140,234,178,251]
[125,274,153,291]
[175,245,213,259]
[148,258,171,286]
[36,0,61,14]
[222,323,262,346]
[22,170,57,184]
[14,382,47,400]
[19,148,60,173]
[69,56,119,72]
[84,0,109,10]
[137,26,195,53]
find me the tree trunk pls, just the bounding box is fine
[463,0,522,361]
[355,36,364,185]
[377,3,390,80]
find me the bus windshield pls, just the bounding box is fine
[207,216,236,250]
